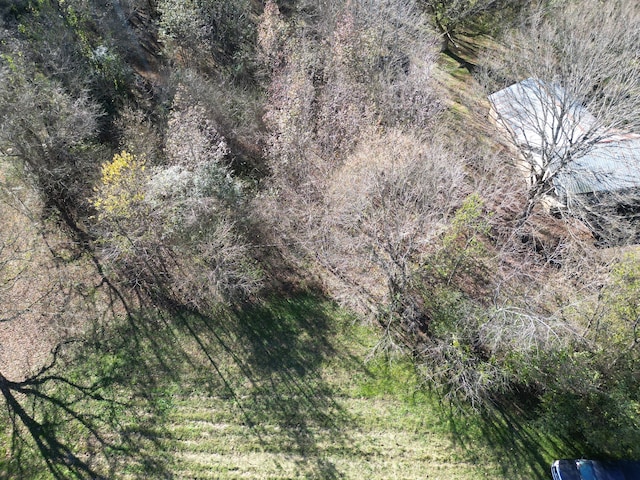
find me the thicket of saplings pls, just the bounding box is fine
[1,0,639,465]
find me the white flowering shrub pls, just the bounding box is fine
[94,86,259,306]
[156,86,244,208]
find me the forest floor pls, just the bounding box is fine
[0,163,105,382]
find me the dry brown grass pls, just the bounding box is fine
[0,165,105,381]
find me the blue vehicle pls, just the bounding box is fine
[551,460,640,480]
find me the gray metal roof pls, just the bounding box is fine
[488,78,596,152]
[489,79,640,197]
[554,138,640,196]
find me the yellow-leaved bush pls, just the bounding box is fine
[93,150,147,220]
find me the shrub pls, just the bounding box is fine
[93,150,148,220]
[157,0,257,79]
[92,88,261,308]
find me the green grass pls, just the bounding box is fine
[0,295,581,479]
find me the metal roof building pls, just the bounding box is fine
[488,79,640,202]
[488,78,596,155]
[554,137,640,197]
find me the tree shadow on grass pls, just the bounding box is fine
[0,293,369,479]
[0,335,173,480]
[170,295,363,478]
[444,387,640,480]
[444,400,561,479]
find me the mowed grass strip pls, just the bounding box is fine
[158,395,502,479]
[1,296,566,479]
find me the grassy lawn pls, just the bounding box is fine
[0,294,582,479]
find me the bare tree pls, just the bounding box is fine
[484,0,640,237]
[262,0,440,207]
[259,0,443,296]
[156,0,256,77]
[0,53,104,231]
[319,129,466,338]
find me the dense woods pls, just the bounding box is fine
[1,0,640,477]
